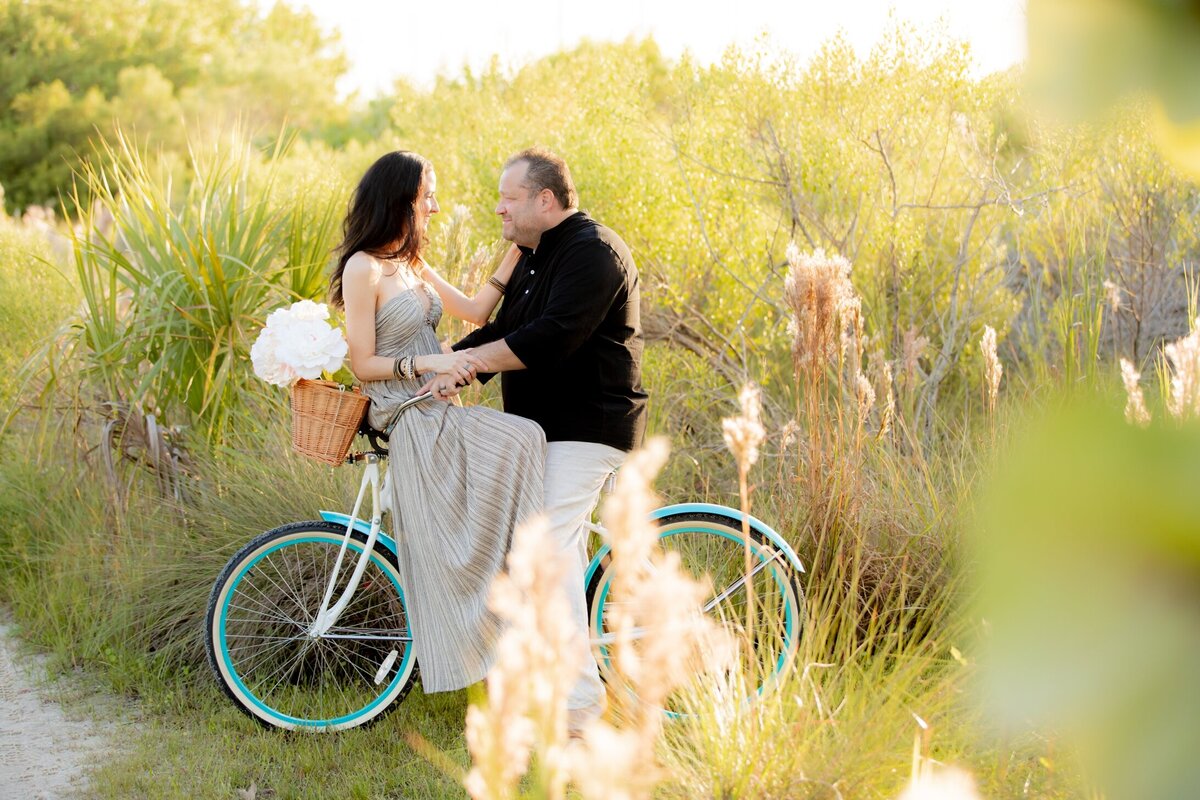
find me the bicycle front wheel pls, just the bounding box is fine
[586,511,804,711]
[205,520,417,731]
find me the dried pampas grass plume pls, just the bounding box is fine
[872,350,895,438]
[1119,358,1151,427]
[855,373,876,426]
[897,765,981,800]
[1165,318,1200,421]
[902,328,930,376]
[464,516,580,800]
[722,383,766,468]
[1102,279,1123,315]
[981,325,1002,414]
[784,245,858,371]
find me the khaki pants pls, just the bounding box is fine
[543,440,627,712]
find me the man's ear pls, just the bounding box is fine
[538,188,554,211]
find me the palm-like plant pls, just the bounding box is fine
[63,130,344,440]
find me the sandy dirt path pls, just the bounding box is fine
[0,621,120,799]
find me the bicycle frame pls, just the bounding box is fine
[307,453,393,638]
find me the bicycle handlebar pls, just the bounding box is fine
[383,391,434,437]
[346,391,438,464]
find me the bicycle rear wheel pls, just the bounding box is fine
[205,520,417,731]
[585,511,804,712]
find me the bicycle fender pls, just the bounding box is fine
[655,503,806,573]
[318,511,399,556]
[583,502,807,589]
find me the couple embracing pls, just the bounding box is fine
[328,147,647,732]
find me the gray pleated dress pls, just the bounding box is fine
[363,285,546,692]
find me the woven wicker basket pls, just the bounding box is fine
[290,379,369,466]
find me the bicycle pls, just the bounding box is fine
[204,393,806,731]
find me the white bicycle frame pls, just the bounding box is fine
[304,390,429,639]
[306,453,391,639]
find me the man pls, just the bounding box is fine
[449,147,647,731]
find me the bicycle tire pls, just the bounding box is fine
[205,520,417,731]
[585,511,804,711]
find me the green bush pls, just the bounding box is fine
[0,214,76,409]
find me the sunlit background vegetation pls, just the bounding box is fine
[2,0,1199,797]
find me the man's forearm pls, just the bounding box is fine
[465,337,527,373]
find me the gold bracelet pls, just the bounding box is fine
[487,276,507,294]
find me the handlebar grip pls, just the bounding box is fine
[383,392,434,437]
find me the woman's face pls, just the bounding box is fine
[413,169,440,234]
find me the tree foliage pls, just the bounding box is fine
[0,0,348,211]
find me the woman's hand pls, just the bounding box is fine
[494,242,522,282]
[421,375,464,402]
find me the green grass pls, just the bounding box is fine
[84,682,473,799]
[0,403,1088,799]
[0,218,77,410]
[0,418,479,798]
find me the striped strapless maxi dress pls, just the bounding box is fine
[362,285,546,692]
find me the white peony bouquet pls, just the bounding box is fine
[250,300,349,387]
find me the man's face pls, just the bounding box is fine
[495,162,542,248]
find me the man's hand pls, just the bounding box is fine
[458,340,526,373]
[416,351,485,387]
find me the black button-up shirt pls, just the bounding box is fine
[454,211,648,452]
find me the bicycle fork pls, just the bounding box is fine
[307,453,387,639]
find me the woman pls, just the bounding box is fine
[329,150,546,693]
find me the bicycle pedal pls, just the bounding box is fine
[374,649,400,685]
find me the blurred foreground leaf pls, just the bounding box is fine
[1028,0,1200,176]
[975,398,1200,799]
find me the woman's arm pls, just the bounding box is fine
[420,243,522,326]
[342,253,482,385]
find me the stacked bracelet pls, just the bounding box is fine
[487,276,507,294]
[393,355,417,381]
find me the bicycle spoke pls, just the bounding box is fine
[702,549,781,614]
[224,597,307,629]
[212,527,414,728]
[589,517,803,714]
[256,638,316,701]
[248,553,315,624]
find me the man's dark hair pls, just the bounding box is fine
[505,147,578,210]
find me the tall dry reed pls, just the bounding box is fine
[1119,358,1151,427]
[1164,317,1200,421]
[464,517,578,800]
[782,245,864,552]
[981,325,1002,421]
[464,439,734,800]
[570,438,735,798]
[722,383,766,659]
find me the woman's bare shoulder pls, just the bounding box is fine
[343,251,381,284]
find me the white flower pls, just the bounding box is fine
[279,299,329,322]
[250,301,348,387]
[250,328,298,387]
[274,319,348,379]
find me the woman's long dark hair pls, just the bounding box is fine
[330,150,431,307]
